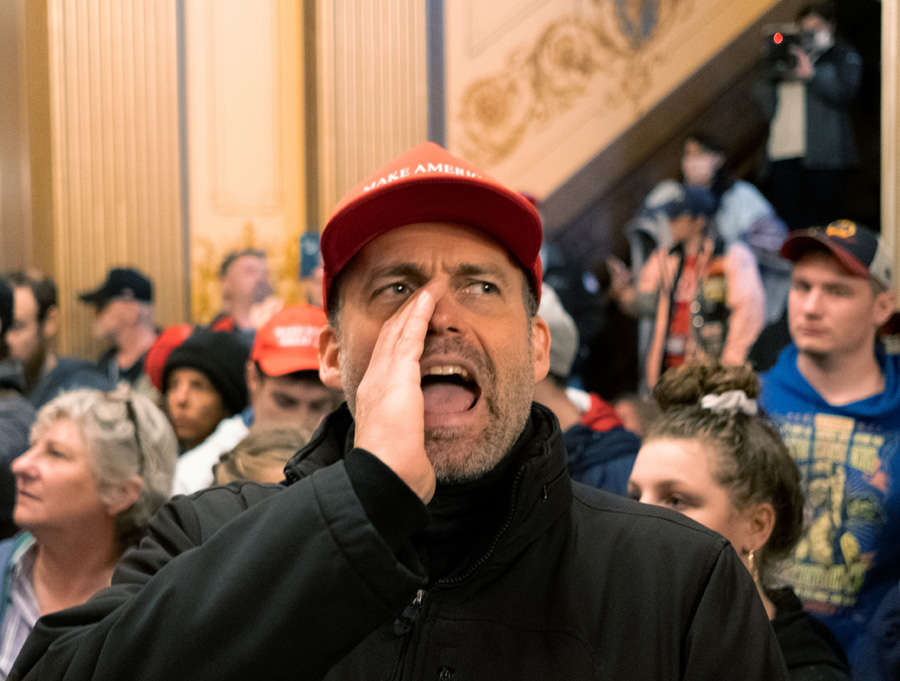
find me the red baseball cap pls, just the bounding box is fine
[145,324,194,392]
[320,141,543,309]
[251,304,327,376]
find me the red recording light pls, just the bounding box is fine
[773,32,784,45]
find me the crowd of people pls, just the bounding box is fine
[0,2,894,678]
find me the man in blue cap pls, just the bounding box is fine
[610,184,766,389]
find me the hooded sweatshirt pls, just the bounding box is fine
[761,344,900,662]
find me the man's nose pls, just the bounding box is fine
[427,281,461,335]
[801,288,824,314]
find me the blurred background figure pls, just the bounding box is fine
[0,278,35,541]
[161,329,249,455]
[209,248,277,341]
[534,284,639,495]
[78,267,158,401]
[142,324,195,406]
[610,185,765,391]
[6,272,111,408]
[172,305,337,495]
[213,427,312,486]
[628,363,851,680]
[0,387,176,678]
[757,1,863,231]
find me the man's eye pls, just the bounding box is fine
[466,281,499,295]
[378,282,412,297]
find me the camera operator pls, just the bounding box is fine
[756,1,862,231]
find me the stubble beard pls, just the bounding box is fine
[340,335,535,485]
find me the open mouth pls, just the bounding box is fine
[421,365,481,414]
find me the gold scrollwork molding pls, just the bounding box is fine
[456,0,691,167]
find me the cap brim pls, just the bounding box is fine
[321,177,542,308]
[255,351,320,377]
[780,234,870,279]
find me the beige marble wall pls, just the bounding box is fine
[443,0,781,197]
[184,0,307,322]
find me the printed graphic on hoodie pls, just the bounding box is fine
[778,411,897,610]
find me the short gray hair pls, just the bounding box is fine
[32,386,177,551]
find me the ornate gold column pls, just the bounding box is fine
[44,0,183,356]
[314,0,429,225]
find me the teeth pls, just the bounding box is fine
[423,365,471,380]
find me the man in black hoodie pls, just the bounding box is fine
[0,277,36,539]
[12,144,789,680]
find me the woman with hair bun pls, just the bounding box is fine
[627,363,850,680]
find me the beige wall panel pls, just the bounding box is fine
[444,0,781,196]
[46,0,183,357]
[315,0,428,222]
[186,0,305,322]
[0,0,30,272]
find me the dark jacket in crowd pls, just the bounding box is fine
[564,424,639,496]
[757,41,863,170]
[12,404,788,680]
[29,357,113,409]
[769,587,851,681]
[0,359,36,540]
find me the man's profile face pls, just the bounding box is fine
[8,286,44,370]
[248,367,335,432]
[788,251,894,359]
[221,255,271,308]
[320,222,549,483]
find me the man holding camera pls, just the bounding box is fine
[757,1,862,231]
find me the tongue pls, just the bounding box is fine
[422,383,476,414]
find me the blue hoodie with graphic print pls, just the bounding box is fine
[761,344,900,667]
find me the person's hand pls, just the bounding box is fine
[606,256,634,302]
[352,286,437,503]
[791,46,814,80]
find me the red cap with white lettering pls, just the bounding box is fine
[319,141,543,309]
[251,304,328,376]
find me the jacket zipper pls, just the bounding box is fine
[436,462,529,588]
[391,588,426,680]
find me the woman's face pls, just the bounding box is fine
[12,418,110,533]
[681,139,724,188]
[627,437,753,557]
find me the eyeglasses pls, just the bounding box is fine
[123,397,145,475]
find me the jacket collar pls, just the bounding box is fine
[0,358,25,394]
[283,402,572,574]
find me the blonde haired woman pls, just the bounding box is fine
[0,388,176,679]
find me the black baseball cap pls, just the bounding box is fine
[79,267,153,307]
[781,220,893,289]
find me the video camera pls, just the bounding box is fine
[762,24,804,77]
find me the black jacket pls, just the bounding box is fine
[12,404,788,680]
[757,41,863,170]
[0,359,35,539]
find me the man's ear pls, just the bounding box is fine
[531,315,551,383]
[42,305,60,342]
[318,326,343,389]
[873,290,895,327]
[104,476,143,516]
[245,360,260,394]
